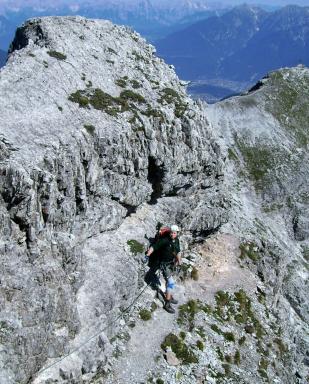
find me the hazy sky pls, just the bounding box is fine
[0,0,309,8]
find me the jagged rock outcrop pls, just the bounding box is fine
[0,16,227,384]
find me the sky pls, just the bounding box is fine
[0,0,309,8]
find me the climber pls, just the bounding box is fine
[146,224,181,314]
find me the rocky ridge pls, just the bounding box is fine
[0,15,308,384]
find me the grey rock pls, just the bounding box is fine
[165,349,180,366]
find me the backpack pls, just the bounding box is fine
[147,225,171,268]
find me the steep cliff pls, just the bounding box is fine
[0,16,308,384]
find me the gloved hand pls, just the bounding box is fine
[143,253,149,264]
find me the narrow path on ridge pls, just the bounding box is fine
[106,233,259,384]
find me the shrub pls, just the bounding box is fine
[120,90,146,104]
[224,332,235,342]
[158,88,187,117]
[178,300,200,330]
[84,124,95,135]
[139,309,152,321]
[239,242,259,262]
[68,87,146,116]
[234,350,241,365]
[222,363,231,376]
[191,267,199,281]
[127,239,144,255]
[179,331,186,340]
[116,78,127,88]
[68,90,89,108]
[225,354,232,363]
[196,340,204,351]
[210,324,223,335]
[47,50,67,60]
[131,79,141,89]
[161,333,198,365]
[151,302,158,312]
[274,338,287,356]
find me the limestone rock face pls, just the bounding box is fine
[0,16,226,383]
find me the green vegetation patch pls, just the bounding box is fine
[131,79,141,89]
[179,331,186,340]
[234,349,241,365]
[150,302,158,312]
[212,289,265,339]
[115,77,141,90]
[132,50,149,63]
[222,363,231,376]
[224,332,236,342]
[177,299,201,330]
[196,340,204,351]
[196,326,206,339]
[120,89,146,104]
[68,87,146,116]
[191,266,199,280]
[235,139,277,191]
[127,239,144,255]
[210,324,235,342]
[161,333,198,365]
[68,90,89,108]
[158,88,187,118]
[116,78,127,88]
[47,50,67,60]
[143,107,165,122]
[90,89,122,114]
[139,308,152,321]
[239,242,259,262]
[228,148,238,161]
[274,337,287,356]
[84,124,95,135]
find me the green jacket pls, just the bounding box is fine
[152,237,180,263]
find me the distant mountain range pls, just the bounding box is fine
[0,49,6,66]
[0,1,226,51]
[156,4,309,98]
[1,2,308,103]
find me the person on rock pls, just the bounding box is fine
[146,224,181,314]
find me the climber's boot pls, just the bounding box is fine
[164,300,175,314]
